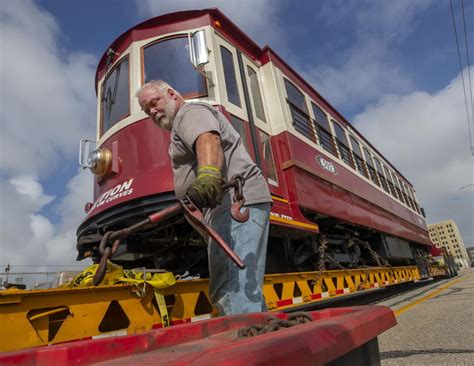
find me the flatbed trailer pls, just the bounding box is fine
[0,264,447,353]
[1,305,396,366]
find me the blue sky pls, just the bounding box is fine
[1,0,473,272]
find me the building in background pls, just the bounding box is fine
[428,219,470,269]
[466,246,474,267]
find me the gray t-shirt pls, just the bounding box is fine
[169,102,272,218]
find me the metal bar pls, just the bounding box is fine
[179,197,246,269]
[28,307,69,321]
[147,202,182,224]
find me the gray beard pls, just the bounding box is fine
[154,114,172,130]
[154,101,176,131]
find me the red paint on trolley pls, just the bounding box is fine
[276,131,430,245]
[85,118,174,218]
[0,306,396,366]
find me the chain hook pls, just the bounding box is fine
[229,175,249,222]
[93,232,121,286]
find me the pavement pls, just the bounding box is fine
[377,268,474,365]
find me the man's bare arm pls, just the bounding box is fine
[195,131,224,169]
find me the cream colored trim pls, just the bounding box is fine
[96,26,219,146]
[214,33,248,120]
[261,63,286,135]
[240,54,270,134]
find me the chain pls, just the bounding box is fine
[237,312,313,339]
[353,238,396,283]
[311,235,328,287]
[417,254,430,267]
[415,254,431,275]
[325,253,349,272]
[220,174,245,202]
[352,238,391,267]
[310,235,393,289]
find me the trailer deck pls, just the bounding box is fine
[0,265,447,353]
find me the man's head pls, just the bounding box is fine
[136,80,184,130]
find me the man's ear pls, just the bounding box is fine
[167,88,175,99]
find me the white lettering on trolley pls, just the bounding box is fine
[316,155,338,175]
[91,178,135,211]
[270,212,293,221]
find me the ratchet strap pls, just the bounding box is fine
[65,262,175,327]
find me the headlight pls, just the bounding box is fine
[87,148,112,177]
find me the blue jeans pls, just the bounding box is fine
[207,202,271,316]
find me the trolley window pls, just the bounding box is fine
[394,175,405,204]
[101,56,130,134]
[399,179,410,206]
[363,147,380,186]
[403,183,416,210]
[220,46,241,107]
[284,79,315,142]
[260,131,278,185]
[408,188,421,213]
[229,115,250,154]
[143,37,207,98]
[383,165,397,198]
[333,122,354,168]
[312,103,337,156]
[247,66,266,122]
[349,135,369,178]
[374,158,389,193]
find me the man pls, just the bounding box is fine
[136,80,272,315]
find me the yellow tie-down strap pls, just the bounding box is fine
[65,262,176,327]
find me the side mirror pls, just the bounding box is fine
[79,139,96,169]
[189,30,209,68]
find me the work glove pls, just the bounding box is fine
[186,165,224,210]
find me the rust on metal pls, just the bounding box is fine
[222,174,250,223]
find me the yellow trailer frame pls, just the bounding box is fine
[1,265,445,352]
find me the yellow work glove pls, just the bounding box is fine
[186,165,224,210]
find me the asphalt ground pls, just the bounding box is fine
[377,268,474,365]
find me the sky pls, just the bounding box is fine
[0,0,473,277]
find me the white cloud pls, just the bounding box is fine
[303,40,414,112]
[136,0,286,52]
[354,67,474,245]
[10,175,55,207]
[55,167,94,233]
[0,1,96,273]
[301,0,432,112]
[320,0,433,44]
[0,0,96,177]
[0,170,92,268]
[30,214,55,243]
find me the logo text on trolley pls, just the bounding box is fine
[316,155,338,175]
[92,178,134,210]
